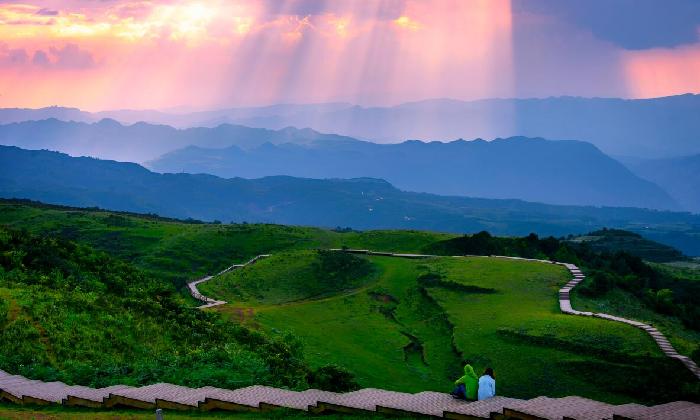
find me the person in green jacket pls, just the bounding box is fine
[451,362,478,401]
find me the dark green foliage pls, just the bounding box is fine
[313,250,374,290]
[560,360,699,404]
[416,273,496,294]
[569,228,686,262]
[425,231,577,263]
[578,272,616,297]
[0,226,317,390]
[203,250,376,305]
[692,348,700,364]
[307,365,359,392]
[499,328,700,403]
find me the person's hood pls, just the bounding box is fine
[464,364,476,376]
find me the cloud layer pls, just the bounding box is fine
[0,0,699,110]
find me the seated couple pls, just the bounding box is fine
[451,362,495,402]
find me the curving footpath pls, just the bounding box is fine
[187,254,269,308]
[554,261,700,380]
[2,251,697,419]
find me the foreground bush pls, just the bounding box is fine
[0,226,320,390]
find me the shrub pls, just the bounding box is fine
[578,272,615,297]
[0,226,316,389]
[646,288,675,314]
[307,364,359,392]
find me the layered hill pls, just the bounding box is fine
[148,136,676,210]
[0,118,356,163]
[4,94,700,158]
[624,154,700,213]
[1,145,700,255]
[0,118,677,210]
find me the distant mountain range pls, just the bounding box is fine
[623,154,700,213]
[0,118,356,163]
[4,94,700,157]
[2,145,699,255]
[148,136,677,211]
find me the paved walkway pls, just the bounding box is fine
[553,260,700,380]
[1,368,698,419]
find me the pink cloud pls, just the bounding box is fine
[0,0,699,111]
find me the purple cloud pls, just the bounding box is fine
[32,50,50,67]
[36,8,59,16]
[0,45,28,67]
[48,44,96,69]
[513,0,700,50]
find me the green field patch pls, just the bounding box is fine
[201,250,377,305]
[417,272,496,294]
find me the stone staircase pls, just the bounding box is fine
[554,261,700,380]
[1,369,698,419]
[187,254,270,308]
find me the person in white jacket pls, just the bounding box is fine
[477,368,496,401]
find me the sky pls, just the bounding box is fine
[0,0,699,110]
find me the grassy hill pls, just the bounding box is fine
[5,146,700,256]
[205,252,693,404]
[0,200,698,406]
[202,250,377,305]
[0,225,320,391]
[0,199,452,289]
[566,229,687,262]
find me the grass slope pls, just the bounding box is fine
[209,253,687,404]
[0,225,316,390]
[1,200,697,406]
[201,250,377,304]
[0,200,453,289]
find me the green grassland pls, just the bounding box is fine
[201,250,378,304]
[0,199,698,408]
[0,200,454,289]
[207,252,691,404]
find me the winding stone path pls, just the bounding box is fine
[187,254,269,308]
[555,261,700,380]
